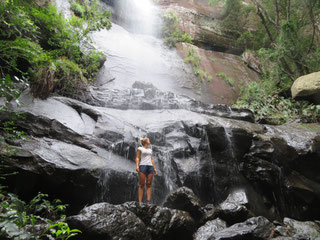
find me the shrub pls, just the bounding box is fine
[0,0,111,100]
[70,1,85,17]
[162,10,192,47]
[0,190,81,240]
[234,81,320,124]
[185,49,212,82]
[216,72,234,87]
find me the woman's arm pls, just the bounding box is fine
[136,150,141,172]
[151,155,157,175]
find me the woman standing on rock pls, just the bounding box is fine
[136,137,157,204]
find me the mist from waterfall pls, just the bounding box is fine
[111,0,161,36]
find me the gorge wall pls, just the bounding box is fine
[1,0,320,235]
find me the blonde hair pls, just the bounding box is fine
[140,137,149,146]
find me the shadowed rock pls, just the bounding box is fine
[203,190,251,226]
[68,201,196,240]
[67,202,151,240]
[163,186,204,220]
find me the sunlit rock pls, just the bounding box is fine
[291,71,320,104]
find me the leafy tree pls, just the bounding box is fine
[212,0,320,123]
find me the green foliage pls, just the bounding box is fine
[216,72,234,87]
[0,189,80,240]
[184,49,201,68]
[234,81,320,124]
[213,0,320,123]
[0,74,26,181]
[0,0,111,100]
[70,1,85,18]
[185,49,212,82]
[209,0,249,34]
[46,222,81,240]
[161,10,192,47]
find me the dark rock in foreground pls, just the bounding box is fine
[67,202,151,240]
[67,201,196,240]
[194,218,227,240]
[122,201,196,240]
[203,190,251,226]
[279,218,320,240]
[163,186,204,220]
[208,216,273,240]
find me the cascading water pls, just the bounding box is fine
[52,0,218,205]
[91,0,209,102]
[109,0,161,36]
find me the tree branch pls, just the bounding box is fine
[287,0,291,21]
[255,6,274,44]
[251,0,279,31]
[307,0,316,54]
[274,0,279,27]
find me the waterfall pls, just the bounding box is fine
[92,0,203,101]
[111,0,161,36]
[52,0,217,205]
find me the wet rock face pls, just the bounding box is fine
[158,0,240,52]
[89,80,255,122]
[238,126,320,220]
[176,43,260,105]
[2,81,320,221]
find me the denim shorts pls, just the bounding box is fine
[139,165,154,175]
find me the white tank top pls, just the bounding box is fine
[138,147,153,166]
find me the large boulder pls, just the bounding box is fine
[203,190,251,225]
[291,71,320,104]
[66,202,151,240]
[194,218,227,240]
[163,186,203,220]
[282,218,320,239]
[208,216,274,240]
[272,218,320,239]
[68,201,196,240]
[147,206,196,240]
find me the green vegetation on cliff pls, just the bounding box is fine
[212,0,320,123]
[162,10,193,47]
[0,0,111,100]
[0,1,111,238]
[184,48,212,82]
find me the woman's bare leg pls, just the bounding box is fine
[138,172,146,202]
[146,174,154,201]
